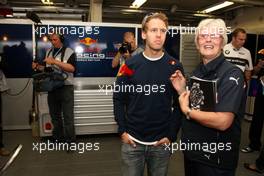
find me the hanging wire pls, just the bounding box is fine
[5,78,32,97]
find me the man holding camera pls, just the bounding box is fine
[32,33,76,145]
[112,32,143,68]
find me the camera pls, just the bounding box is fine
[119,42,132,54]
[44,67,54,73]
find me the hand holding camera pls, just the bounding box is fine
[118,42,133,59]
[112,33,135,68]
[32,61,45,71]
[119,42,132,54]
[44,57,56,65]
[32,62,38,70]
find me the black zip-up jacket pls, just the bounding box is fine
[113,52,183,142]
[182,54,245,169]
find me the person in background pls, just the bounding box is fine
[32,33,76,145]
[0,56,10,156]
[241,49,264,153]
[223,28,253,82]
[223,28,253,122]
[171,19,245,176]
[113,12,183,176]
[112,32,143,69]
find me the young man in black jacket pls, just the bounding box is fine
[113,12,183,176]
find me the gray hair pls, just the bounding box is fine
[195,18,228,48]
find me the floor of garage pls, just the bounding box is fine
[0,120,262,176]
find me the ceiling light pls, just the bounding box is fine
[41,0,54,5]
[130,0,147,9]
[121,9,145,13]
[193,13,214,17]
[200,1,234,13]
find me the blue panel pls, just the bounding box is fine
[0,24,33,78]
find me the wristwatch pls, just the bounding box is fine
[186,108,192,120]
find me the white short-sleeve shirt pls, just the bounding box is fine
[223,43,253,72]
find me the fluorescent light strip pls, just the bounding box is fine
[121,9,145,13]
[193,13,214,17]
[202,1,234,13]
[130,0,147,8]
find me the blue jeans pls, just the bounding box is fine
[121,143,171,176]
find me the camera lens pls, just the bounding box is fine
[119,42,132,54]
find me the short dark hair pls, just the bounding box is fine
[232,28,246,38]
[123,32,135,39]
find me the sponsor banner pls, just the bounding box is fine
[36,25,135,77]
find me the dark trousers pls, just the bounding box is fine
[48,85,75,143]
[0,93,3,148]
[184,156,235,176]
[249,94,264,150]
